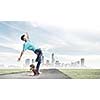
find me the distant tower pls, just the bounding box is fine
[25,59,30,65]
[42,56,44,64]
[46,60,50,66]
[51,53,55,64]
[32,59,34,64]
[81,58,85,66]
[55,60,60,67]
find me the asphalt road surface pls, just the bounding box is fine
[0,69,71,79]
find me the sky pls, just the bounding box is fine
[0,0,100,63]
[0,21,100,57]
[0,1,100,67]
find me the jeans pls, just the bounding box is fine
[34,49,42,72]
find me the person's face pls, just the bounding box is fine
[23,35,28,41]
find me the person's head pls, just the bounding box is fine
[21,34,27,42]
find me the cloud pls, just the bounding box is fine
[39,29,100,55]
[0,21,100,56]
[0,45,19,53]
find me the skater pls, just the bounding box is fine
[18,32,42,75]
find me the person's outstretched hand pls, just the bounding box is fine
[17,58,21,62]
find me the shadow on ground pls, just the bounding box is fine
[0,69,71,79]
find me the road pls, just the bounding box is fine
[0,69,71,79]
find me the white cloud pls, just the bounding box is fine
[30,22,40,28]
[38,27,100,55]
[0,21,100,55]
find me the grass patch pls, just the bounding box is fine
[0,69,29,75]
[59,69,100,79]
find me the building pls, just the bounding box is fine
[46,60,50,66]
[51,53,55,64]
[81,58,85,66]
[25,59,30,65]
[55,60,60,67]
[32,59,34,64]
[42,56,44,64]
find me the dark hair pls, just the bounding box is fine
[21,35,25,41]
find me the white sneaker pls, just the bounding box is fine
[38,71,42,74]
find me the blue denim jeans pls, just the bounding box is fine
[34,49,42,72]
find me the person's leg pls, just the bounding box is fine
[35,54,40,62]
[35,49,42,62]
[36,61,41,73]
[32,69,36,75]
[35,49,42,74]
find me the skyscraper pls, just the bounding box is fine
[51,53,55,64]
[81,58,85,66]
[55,60,60,67]
[46,60,50,66]
[25,59,30,65]
[42,56,44,64]
[32,59,34,64]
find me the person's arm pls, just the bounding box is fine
[25,32,29,39]
[18,50,24,61]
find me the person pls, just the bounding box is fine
[18,32,42,75]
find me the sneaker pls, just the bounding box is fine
[38,71,42,74]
